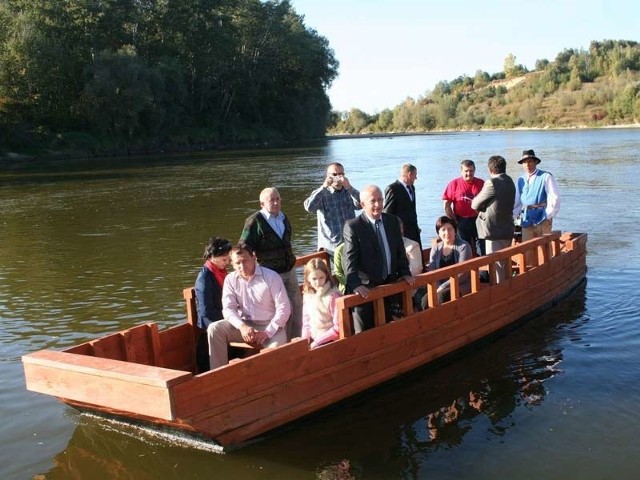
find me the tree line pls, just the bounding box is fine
[0,0,338,156]
[329,40,640,134]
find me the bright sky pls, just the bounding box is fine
[289,0,640,113]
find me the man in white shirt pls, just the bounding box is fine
[513,149,561,241]
[207,243,291,370]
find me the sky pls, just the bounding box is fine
[288,0,640,113]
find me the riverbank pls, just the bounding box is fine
[3,122,639,167]
[326,122,640,140]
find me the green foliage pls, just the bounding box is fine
[328,39,640,134]
[0,0,338,155]
[608,82,640,119]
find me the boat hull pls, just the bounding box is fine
[23,232,587,447]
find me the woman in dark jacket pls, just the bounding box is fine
[425,216,472,305]
[194,236,232,372]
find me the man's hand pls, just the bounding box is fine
[354,285,369,298]
[399,275,416,286]
[251,330,269,347]
[239,323,255,343]
[341,176,352,189]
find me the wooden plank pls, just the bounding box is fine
[158,323,195,372]
[182,287,198,329]
[122,323,155,366]
[425,282,438,308]
[149,323,163,367]
[470,269,481,293]
[336,296,353,338]
[294,250,330,268]
[449,274,460,300]
[373,298,386,327]
[90,332,126,361]
[172,340,312,418]
[23,350,192,387]
[229,342,261,351]
[401,289,413,317]
[23,360,181,421]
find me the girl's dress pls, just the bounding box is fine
[302,283,341,348]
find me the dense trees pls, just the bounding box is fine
[0,0,338,155]
[329,40,640,134]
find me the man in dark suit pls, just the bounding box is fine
[471,156,516,283]
[343,185,415,333]
[383,163,422,250]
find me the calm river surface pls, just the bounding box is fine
[2,128,639,479]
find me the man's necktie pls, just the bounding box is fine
[375,220,388,279]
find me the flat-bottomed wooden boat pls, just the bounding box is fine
[23,231,587,448]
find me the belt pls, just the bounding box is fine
[241,318,271,326]
[525,203,546,210]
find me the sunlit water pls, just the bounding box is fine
[1,128,639,479]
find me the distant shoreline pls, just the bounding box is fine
[3,123,639,164]
[326,123,640,140]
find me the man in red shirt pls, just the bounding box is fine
[442,159,485,256]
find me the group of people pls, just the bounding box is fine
[194,149,561,372]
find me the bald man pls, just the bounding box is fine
[343,185,414,333]
[240,187,302,340]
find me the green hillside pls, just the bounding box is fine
[329,40,640,134]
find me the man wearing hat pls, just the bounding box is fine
[513,149,561,242]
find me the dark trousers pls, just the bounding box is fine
[352,283,401,333]
[195,331,210,373]
[457,216,485,256]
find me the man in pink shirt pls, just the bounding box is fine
[207,243,291,370]
[442,159,485,256]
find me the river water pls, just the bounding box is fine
[1,128,639,479]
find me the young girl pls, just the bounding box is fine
[301,258,342,348]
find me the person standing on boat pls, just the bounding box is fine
[303,162,361,259]
[425,216,473,305]
[240,187,303,340]
[442,159,485,256]
[194,237,232,373]
[383,163,422,250]
[471,155,516,283]
[207,243,291,370]
[343,185,415,333]
[332,242,347,294]
[513,149,561,241]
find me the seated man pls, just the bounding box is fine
[207,243,291,370]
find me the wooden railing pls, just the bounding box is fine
[334,232,568,339]
[180,232,581,364]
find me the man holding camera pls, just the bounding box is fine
[304,162,361,258]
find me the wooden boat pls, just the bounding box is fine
[22,231,587,448]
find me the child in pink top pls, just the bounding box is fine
[301,258,342,348]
